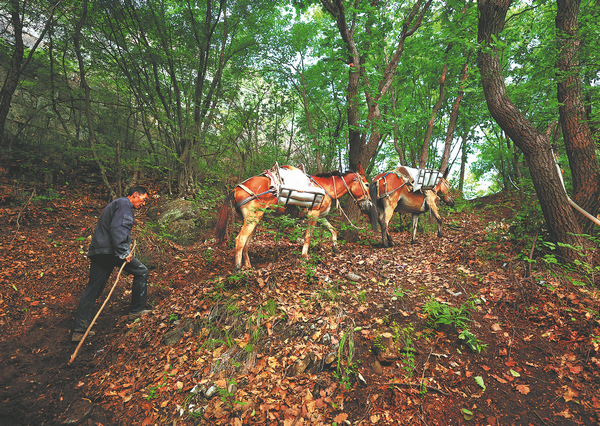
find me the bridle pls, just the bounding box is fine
[434,177,453,204]
[339,172,371,205]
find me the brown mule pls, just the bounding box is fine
[215,165,377,270]
[369,167,454,247]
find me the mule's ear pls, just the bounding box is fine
[358,163,365,176]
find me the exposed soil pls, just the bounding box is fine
[1,180,599,426]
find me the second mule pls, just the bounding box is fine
[215,165,376,270]
[369,167,454,247]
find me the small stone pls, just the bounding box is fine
[227,382,238,395]
[322,333,331,346]
[293,353,315,375]
[205,385,218,398]
[346,273,362,282]
[324,352,337,365]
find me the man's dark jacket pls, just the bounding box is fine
[88,197,134,259]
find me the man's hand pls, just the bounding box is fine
[126,253,133,263]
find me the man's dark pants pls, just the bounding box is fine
[73,254,149,331]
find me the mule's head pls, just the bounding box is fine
[435,169,455,207]
[348,166,378,230]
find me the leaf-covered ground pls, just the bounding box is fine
[1,179,599,426]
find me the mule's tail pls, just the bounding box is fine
[215,192,234,244]
[368,182,380,231]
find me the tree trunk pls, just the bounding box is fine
[0,0,24,145]
[295,60,323,173]
[74,0,116,200]
[320,0,433,173]
[556,0,600,233]
[420,61,448,168]
[458,133,467,193]
[440,59,469,173]
[478,0,583,262]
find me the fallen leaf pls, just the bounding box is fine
[516,384,530,395]
[491,374,508,384]
[334,413,348,423]
[562,387,578,403]
[554,408,572,418]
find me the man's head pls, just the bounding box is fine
[127,186,149,209]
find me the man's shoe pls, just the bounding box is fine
[71,330,95,342]
[128,309,152,320]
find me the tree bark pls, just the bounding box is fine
[420,58,449,168]
[74,0,116,200]
[0,0,60,145]
[0,0,24,145]
[458,133,467,193]
[320,0,432,172]
[440,58,469,173]
[556,0,600,234]
[478,0,583,262]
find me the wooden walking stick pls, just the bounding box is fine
[69,241,136,364]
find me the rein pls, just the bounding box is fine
[337,173,370,230]
[309,172,369,229]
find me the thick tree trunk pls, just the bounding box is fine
[0,0,24,145]
[556,0,600,233]
[478,0,583,262]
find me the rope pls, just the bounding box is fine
[554,154,600,227]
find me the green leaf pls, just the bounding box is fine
[475,376,486,390]
[12,284,18,291]
[462,408,474,420]
[509,369,521,377]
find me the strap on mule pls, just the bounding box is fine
[235,184,276,209]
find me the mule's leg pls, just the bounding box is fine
[302,212,319,258]
[381,200,396,248]
[425,192,444,238]
[234,208,264,270]
[242,229,256,269]
[321,218,338,253]
[411,214,420,244]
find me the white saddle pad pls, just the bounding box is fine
[276,167,325,208]
[279,168,314,190]
[399,167,440,192]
